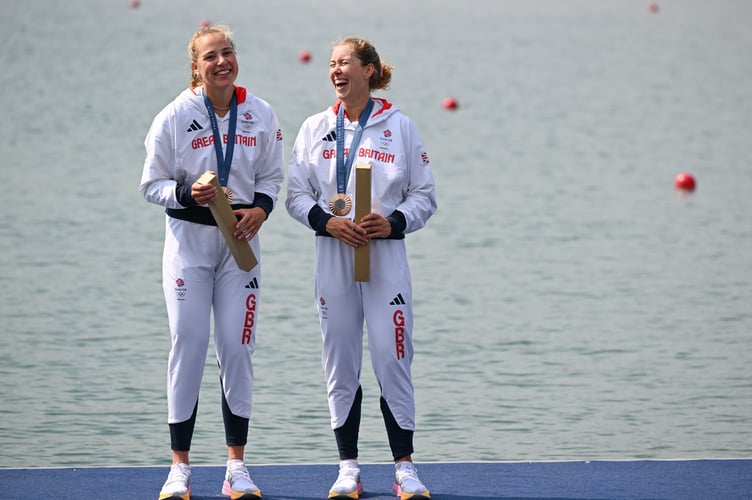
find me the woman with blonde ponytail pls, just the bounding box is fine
[140,24,284,500]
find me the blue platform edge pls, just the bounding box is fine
[1,459,751,499]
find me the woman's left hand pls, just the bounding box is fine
[358,213,392,239]
[233,207,266,240]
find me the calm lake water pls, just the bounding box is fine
[1,0,751,468]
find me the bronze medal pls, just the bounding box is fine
[222,186,233,203]
[329,194,352,216]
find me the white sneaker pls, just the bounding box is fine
[159,463,191,500]
[221,459,261,499]
[393,461,430,499]
[329,459,363,499]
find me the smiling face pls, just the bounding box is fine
[192,32,238,93]
[329,43,374,106]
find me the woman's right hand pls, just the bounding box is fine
[326,217,369,247]
[192,172,219,205]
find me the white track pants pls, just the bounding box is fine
[314,236,416,431]
[162,217,261,423]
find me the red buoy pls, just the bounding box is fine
[648,3,659,13]
[298,50,312,63]
[675,172,696,191]
[129,0,140,8]
[442,97,458,110]
[200,19,211,28]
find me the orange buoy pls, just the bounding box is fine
[298,50,312,63]
[442,97,458,110]
[675,172,696,191]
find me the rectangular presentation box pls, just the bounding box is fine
[354,164,371,282]
[197,171,258,272]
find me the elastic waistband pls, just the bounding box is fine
[166,205,253,226]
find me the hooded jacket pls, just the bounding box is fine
[140,86,284,223]
[286,98,436,237]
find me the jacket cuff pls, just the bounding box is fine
[252,192,274,219]
[176,183,199,207]
[308,204,334,235]
[386,210,407,237]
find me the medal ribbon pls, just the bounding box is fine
[335,98,374,194]
[204,91,237,187]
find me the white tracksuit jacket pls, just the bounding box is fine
[140,86,284,423]
[286,98,436,430]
